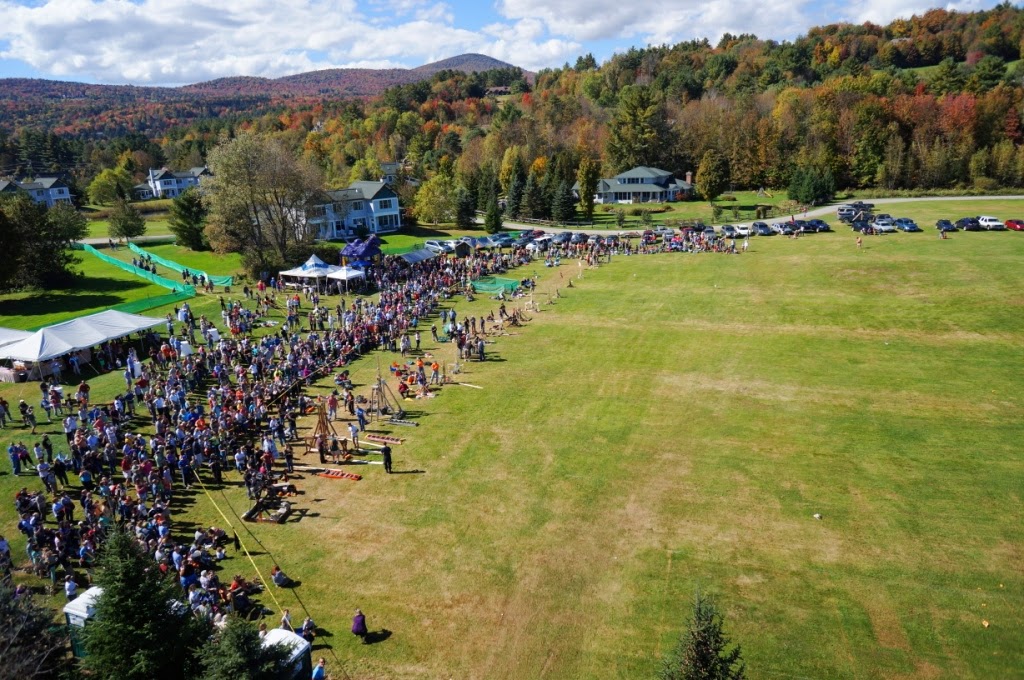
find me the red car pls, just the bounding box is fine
[1005,219,1024,231]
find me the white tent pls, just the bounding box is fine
[262,628,312,679]
[326,266,365,282]
[279,254,340,279]
[0,310,163,362]
[0,327,32,349]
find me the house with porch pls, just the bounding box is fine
[574,166,693,204]
[145,166,210,199]
[0,176,74,208]
[308,180,402,240]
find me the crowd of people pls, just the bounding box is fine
[3,243,548,676]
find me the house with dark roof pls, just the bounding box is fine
[0,176,74,207]
[573,166,692,204]
[145,167,210,199]
[308,180,402,239]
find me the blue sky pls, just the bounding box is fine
[0,0,1001,86]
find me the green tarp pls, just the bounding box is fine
[128,242,234,287]
[76,244,196,295]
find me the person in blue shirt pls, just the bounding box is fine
[311,657,327,680]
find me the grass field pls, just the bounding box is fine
[104,243,244,278]
[0,255,172,329]
[87,217,173,239]
[2,223,1023,678]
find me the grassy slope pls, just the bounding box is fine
[106,243,244,278]
[87,217,173,239]
[1,222,1023,678]
[0,255,171,329]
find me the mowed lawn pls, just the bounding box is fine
[104,243,244,278]
[1,231,1022,678]
[0,254,171,330]
[87,217,174,239]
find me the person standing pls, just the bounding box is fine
[284,446,294,474]
[348,422,359,451]
[380,444,392,474]
[356,406,367,432]
[352,608,368,643]
[311,658,327,680]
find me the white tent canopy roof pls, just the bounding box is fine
[0,327,32,349]
[325,266,365,282]
[0,310,163,362]
[279,254,340,278]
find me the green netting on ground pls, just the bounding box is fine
[76,244,196,295]
[128,242,234,286]
[472,276,520,293]
[25,290,194,331]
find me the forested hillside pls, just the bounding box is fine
[3,6,1024,199]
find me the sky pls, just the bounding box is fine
[0,0,1003,86]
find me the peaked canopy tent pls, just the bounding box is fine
[0,310,164,363]
[325,265,366,292]
[0,327,31,349]
[279,255,340,279]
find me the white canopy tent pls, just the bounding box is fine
[0,310,164,363]
[326,266,365,282]
[279,254,340,279]
[0,327,32,349]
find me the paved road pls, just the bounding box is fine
[489,194,1024,235]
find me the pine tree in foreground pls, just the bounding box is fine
[0,584,71,680]
[83,528,209,680]
[199,618,289,680]
[659,590,746,680]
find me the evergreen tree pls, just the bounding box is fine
[505,173,524,219]
[929,58,966,95]
[616,208,626,228]
[522,170,547,219]
[484,194,503,234]
[696,150,729,204]
[575,154,601,221]
[551,181,576,223]
[168,186,209,250]
[659,591,746,680]
[108,198,147,241]
[607,85,670,172]
[83,529,208,680]
[455,185,478,229]
[199,618,289,680]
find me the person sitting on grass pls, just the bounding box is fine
[270,564,293,587]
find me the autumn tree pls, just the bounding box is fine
[204,133,324,275]
[88,166,133,205]
[413,173,458,225]
[168,186,209,250]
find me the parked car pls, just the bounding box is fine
[837,205,856,220]
[654,226,674,237]
[956,217,982,231]
[569,232,588,244]
[513,236,534,247]
[872,218,896,233]
[491,233,516,247]
[551,231,572,245]
[720,225,737,238]
[894,218,921,232]
[977,216,1006,230]
[935,219,956,232]
[424,240,447,254]
[702,227,717,239]
[1005,219,1024,231]
[805,219,830,232]
[754,222,773,236]
[734,224,751,237]
[605,235,620,246]
[530,229,547,238]
[771,222,793,235]
[851,219,871,233]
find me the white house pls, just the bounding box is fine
[573,166,693,204]
[308,180,402,240]
[145,167,210,199]
[0,176,74,208]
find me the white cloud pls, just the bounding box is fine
[0,0,564,84]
